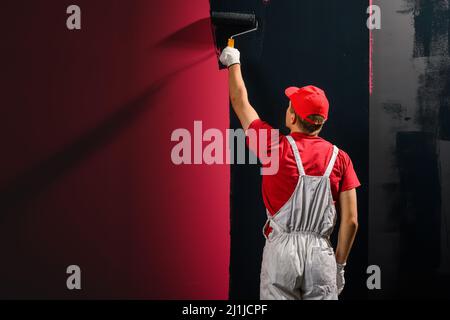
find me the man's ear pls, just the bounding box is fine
[288,103,300,126]
[291,112,298,125]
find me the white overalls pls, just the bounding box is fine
[260,135,340,300]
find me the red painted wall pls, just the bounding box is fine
[0,0,229,299]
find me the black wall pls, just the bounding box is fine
[211,0,369,300]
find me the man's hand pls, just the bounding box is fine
[336,263,346,295]
[219,47,241,68]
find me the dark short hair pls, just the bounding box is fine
[290,106,325,133]
[298,114,325,133]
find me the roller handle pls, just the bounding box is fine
[228,38,235,48]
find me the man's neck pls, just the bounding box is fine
[290,128,320,137]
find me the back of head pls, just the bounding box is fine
[298,114,325,134]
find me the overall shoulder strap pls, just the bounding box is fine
[324,145,339,177]
[286,136,306,176]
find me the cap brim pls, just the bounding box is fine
[285,87,298,98]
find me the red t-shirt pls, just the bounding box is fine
[247,119,361,218]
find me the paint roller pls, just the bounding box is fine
[211,11,259,48]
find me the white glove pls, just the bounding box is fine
[219,47,241,68]
[336,263,346,295]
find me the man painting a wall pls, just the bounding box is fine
[220,46,360,300]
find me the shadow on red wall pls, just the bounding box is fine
[0,0,229,299]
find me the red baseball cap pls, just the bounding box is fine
[285,85,330,124]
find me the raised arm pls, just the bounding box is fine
[220,47,259,131]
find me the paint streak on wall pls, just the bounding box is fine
[371,0,450,298]
[400,0,450,138]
